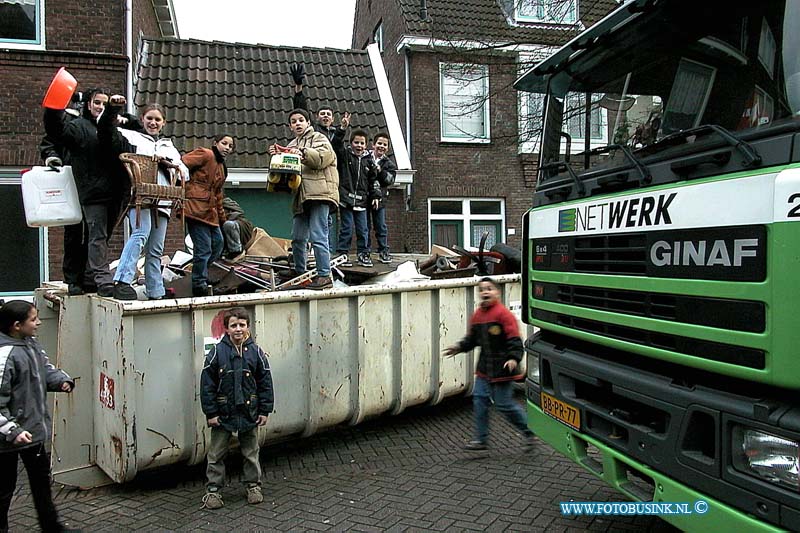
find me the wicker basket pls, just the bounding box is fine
[119,153,184,228]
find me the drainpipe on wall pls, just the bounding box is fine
[404,49,413,211]
[125,0,133,114]
[419,0,428,21]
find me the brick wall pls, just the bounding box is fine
[393,51,535,253]
[1,0,172,284]
[353,1,536,255]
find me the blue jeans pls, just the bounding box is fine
[472,376,532,444]
[336,207,368,255]
[187,221,224,292]
[367,206,388,253]
[114,209,168,298]
[292,201,331,277]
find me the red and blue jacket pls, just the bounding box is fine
[456,301,524,382]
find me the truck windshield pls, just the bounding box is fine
[538,1,800,166]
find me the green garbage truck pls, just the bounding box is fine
[516,1,800,531]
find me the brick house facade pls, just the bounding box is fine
[0,0,178,293]
[352,0,616,253]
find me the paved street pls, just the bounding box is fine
[10,395,677,532]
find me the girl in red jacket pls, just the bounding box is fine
[445,277,536,451]
[182,134,236,297]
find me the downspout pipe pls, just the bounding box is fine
[125,0,133,114]
[419,0,428,21]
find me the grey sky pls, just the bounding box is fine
[172,0,358,49]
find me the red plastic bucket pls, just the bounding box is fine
[42,67,78,110]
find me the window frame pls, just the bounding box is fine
[372,21,383,53]
[515,0,578,25]
[428,198,505,250]
[0,170,48,295]
[561,92,609,150]
[439,62,491,143]
[0,0,46,50]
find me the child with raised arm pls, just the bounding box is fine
[0,300,75,532]
[200,307,274,509]
[444,277,535,451]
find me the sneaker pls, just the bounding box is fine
[357,253,373,268]
[379,250,392,264]
[192,285,212,297]
[523,433,537,452]
[201,490,224,509]
[307,276,333,290]
[112,282,137,300]
[97,284,115,298]
[67,284,84,296]
[464,440,488,451]
[246,484,263,505]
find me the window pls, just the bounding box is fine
[372,21,383,53]
[661,59,716,135]
[0,0,44,49]
[516,0,577,24]
[0,172,46,294]
[429,198,505,250]
[440,63,490,142]
[758,18,776,78]
[563,92,607,145]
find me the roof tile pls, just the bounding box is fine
[135,39,388,168]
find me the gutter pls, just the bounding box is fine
[366,43,415,187]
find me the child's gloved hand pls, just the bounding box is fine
[503,360,518,372]
[257,415,268,427]
[207,416,220,427]
[290,63,305,85]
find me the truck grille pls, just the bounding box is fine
[574,234,647,275]
[532,309,765,369]
[533,282,765,333]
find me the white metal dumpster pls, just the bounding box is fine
[38,274,523,488]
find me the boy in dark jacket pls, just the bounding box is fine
[200,307,274,509]
[444,278,535,451]
[333,129,380,267]
[367,133,397,264]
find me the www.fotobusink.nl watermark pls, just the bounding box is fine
[560,500,709,516]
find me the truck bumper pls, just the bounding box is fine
[528,402,785,532]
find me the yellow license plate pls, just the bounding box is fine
[541,392,581,430]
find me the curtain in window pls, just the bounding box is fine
[662,59,715,134]
[441,64,488,138]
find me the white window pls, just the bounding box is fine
[373,22,383,53]
[562,92,608,148]
[429,198,505,250]
[516,0,577,24]
[519,91,545,153]
[0,0,45,50]
[440,63,490,143]
[0,171,48,294]
[758,18,776,78]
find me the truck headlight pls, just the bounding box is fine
[526,350,540,385]
[732,426,799,491]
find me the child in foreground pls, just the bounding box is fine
[201,307,274,508]
[444,277,535,451]
[0,300,75,531]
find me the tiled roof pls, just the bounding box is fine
[134,39,388,168]
[396,0,618,46]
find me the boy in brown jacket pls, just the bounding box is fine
[269,109,339,290]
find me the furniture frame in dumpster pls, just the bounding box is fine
[39,275,525,488]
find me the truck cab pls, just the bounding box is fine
[517,1,800,530]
